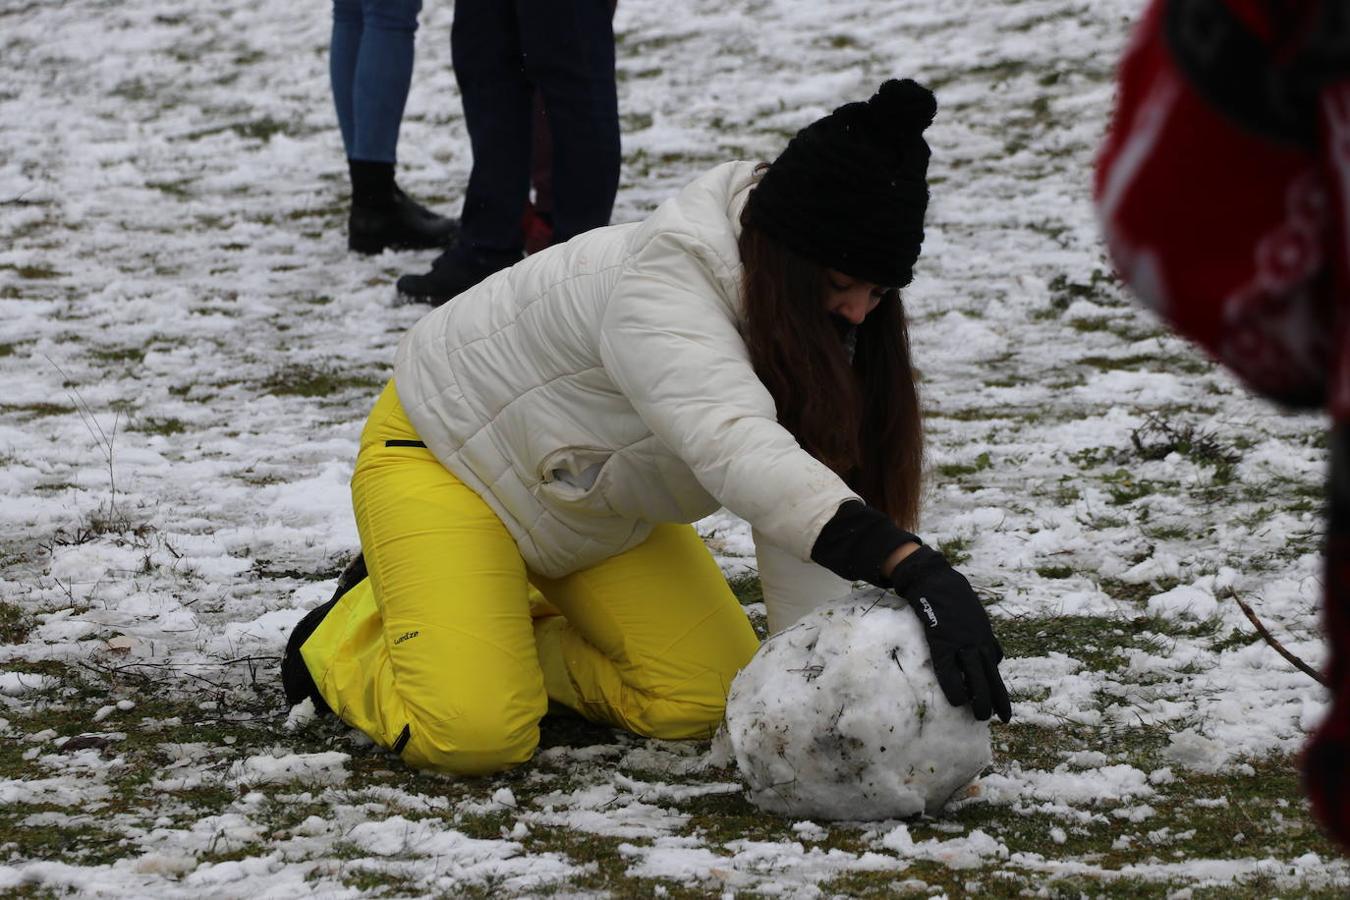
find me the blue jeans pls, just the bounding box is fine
[330,0,423,164]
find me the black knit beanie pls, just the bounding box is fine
[743,79,936,288]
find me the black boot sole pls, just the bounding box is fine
[281,553,368,715]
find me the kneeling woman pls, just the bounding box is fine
[283,79,1011,775]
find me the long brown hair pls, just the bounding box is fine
[738,212,924,530]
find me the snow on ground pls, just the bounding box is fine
[1,0,1347,896]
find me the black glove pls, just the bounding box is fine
[888,546,1011,723]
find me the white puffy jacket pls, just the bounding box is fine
[394,161,857,629]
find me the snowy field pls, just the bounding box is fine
[1,0,1347,896]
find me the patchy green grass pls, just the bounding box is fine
[820,33,861,49]
[1097,577,1181,606]
[998,612,1169,674]
[335,868,425,896]
[1080,353,1211,376]
[232,116,289,142]
[936,535,973,566]
[0,402,71,418]
[0,600,33,644]
[621,111,655,132]
[1047,268,1123,310]
[91,346,147,366]
[128,415,187,436]
[727,572,763,608]
[145,179,194,199]
[1100,467,1162,506]
[936,451,993,479]
[109,78,154,101]
[249,557,349,582]
[1068,317,1115,334]
[260,365,386,398]
[0,262,61,280]
[983,373,1030,388]
[1131,415,1241,467]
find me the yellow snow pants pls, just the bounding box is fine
[299,381,760,775]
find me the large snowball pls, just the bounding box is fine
[721,593,992,820]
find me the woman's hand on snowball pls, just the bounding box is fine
[888,547,1012,723]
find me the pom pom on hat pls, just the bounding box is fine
[744,79,936,288]
[874,78,938,131]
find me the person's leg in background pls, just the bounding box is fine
[522,0,618,255]
[531,524,760,739]
[329,0,363,159]
[331,0,458,256]
[297,382,547,775]
[396,0,534,304]
[521,94,555,255]
[346,0,419,166]
[518,0,619,246]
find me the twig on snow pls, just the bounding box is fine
[0,189,38,206]
[1230,592,1328,687]
[44,355,123,525]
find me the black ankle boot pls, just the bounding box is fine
[395,245,521,307]
[347,160,458,255]
[281,553,368,714]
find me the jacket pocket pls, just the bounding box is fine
[536,447,615,513]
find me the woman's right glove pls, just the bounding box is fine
[888,546,1012,723]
